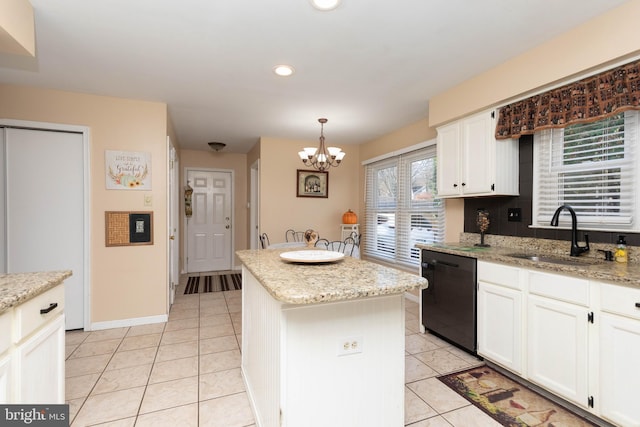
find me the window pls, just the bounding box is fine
[533,111,639,230]
[364,145,444,266]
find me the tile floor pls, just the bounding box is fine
[65,278,502,427]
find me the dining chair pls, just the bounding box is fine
[259,232,270,249]
[315,237,357,257]
[285,229,306,242]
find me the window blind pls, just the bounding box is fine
[534,111,638,229]
[364,146,444,266]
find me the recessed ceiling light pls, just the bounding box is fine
[273,64,295,77]
[310,0,341,11]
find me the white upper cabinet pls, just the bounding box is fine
[436,109,519,198]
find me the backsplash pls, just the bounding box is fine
[460,233,639,263]
[463,135,640,248]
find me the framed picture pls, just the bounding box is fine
[297,169,328,198]
[105,150,151,190]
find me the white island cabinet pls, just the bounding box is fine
[237,249,426,427]
[0,270,70,404]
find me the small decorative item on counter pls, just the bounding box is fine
[304,229,319,247]
[342,209,357,224]
[475,209,490,247]
[615,235,628,263]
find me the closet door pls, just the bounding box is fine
[4,127,85,330]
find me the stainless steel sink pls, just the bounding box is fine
[505,253,598,266]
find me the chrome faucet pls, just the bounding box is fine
[550,204,590,257]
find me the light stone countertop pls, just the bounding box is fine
[0,270,72,315]
[417,234,640,290]
[236,249,427,305]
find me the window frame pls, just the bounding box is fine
[363,143,444,267]
[532,110,640,232]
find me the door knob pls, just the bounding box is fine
[169,235,175,240]
[226,225,230,229]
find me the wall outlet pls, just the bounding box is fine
[508,208,522,222]
[337,336,363,356]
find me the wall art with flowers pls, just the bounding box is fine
[106,150,151,190]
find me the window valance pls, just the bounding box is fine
[495,59,640,139]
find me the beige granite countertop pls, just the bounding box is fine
[236,249,427,305]
[417,234,640,289]
[0,270,72,315]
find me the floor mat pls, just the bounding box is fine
[438,365,597,427]
[183,273,242,294]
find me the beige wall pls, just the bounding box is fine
[258,137,360,243]
[178,149,248,266]
[429,1,640,126]
[0,84,168,324]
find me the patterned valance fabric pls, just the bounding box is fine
[495,59,640,139]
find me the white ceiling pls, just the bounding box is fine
[0,0,629,152]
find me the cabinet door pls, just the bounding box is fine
[461,111,494,195]
[477,281,523,374]
[13,315,65,404]
[527,295,589,408]
[436,122,461,196]
[0,352,10,403]
[600,313,640,427]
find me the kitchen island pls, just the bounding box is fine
[0,270,70,403]
[236,249,426,427]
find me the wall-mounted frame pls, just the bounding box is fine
[296,169,328,198]
[106,150,151,190]
[105,211,154,246]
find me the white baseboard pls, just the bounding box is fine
[89,314,168,331]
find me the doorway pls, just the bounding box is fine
[184,168,233,272]
[0,123,89,330]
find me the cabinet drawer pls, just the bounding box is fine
[528,270,589,306]
[600,282,640,320]
[13,285,64,343]
[478,261,521,290]
[0,311,10,354]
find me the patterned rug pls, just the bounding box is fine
[438,365,597,427]
[183,273,242,294]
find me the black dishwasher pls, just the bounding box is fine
[421,249,477,355]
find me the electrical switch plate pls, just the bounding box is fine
[508,208,521,222]
[144,194,153,207]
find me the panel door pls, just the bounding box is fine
[527,295,589,408]
[600,313,640,427]
[186,169,232,272]
[462,111,493,195]
[436,122,461,197]
[477,281,523,374]
[3,128,84,330]
[14,315,65,404]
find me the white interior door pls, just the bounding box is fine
[250,160,260,249]
[3,127,85,330]
[167,140,179,307]
[186,169,232,272]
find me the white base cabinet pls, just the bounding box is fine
[477,261,523,374]
[1,282,65,404]
[478,260,640,426]
[527,295,589,408]
[14,315,65,403]
[598,282,640,427]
